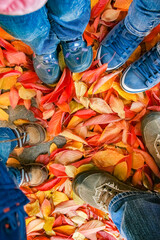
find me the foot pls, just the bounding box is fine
[9,163,48,187]
[13,123,46,147]
[97,19,143,71]
[121,43,160,93]
[61,37,93,72]
[142,112,160,168]
[73,170,140,212]
[33,50,61,84]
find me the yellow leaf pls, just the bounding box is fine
[35,191,45,205]
[65,165,77,178]
[0,92,10,106]
[25,200,40,217]
[13,119,29,125]
[112,82,138,101]
[0,108,9,121]
[25,216,36,226]
[71,216,86,225]
[19,86,36,100]
[92,149,125,168]
[58,48,66,71]
[76,210,88,220]
[72,72,83,81]
[114,161,128,181]
[52,191,69,206]
[79,96,90,108]
[50,143,57,153]
[65,141,84,151]
[53,225,76,235]
[67,116,83,129]
[73,232,86,240]
[43,217,55,232]
[90,98,113,114]
[60,130,88,145]
[69,101,84,114]
[74,81,88,98]
[77,164,95,175]
[91,0,99,8]
[0,76,18,90]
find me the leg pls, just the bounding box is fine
[98,0,160,70]
[46,0,93,72]
[0,7,61,84]
[125,0,160,37]
[109,192,160,240]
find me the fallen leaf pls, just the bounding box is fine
[90,98,113,114]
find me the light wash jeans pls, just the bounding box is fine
[0,128,28,240]
[0,0,90,55]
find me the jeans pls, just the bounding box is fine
[0,0,90,55]
[109,192,160,240]
[125,0,160,37]
[0,128,29,240]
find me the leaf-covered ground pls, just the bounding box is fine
[0,0,160,239]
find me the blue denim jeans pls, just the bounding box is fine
[109,191,160,240]
[0,0,90,55]
[125,0,160,37]
[0,128,29,240]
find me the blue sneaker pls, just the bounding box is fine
[61,37,93,72]
[97,19,143,71]
[121,43,160,93]
[33,50,61,85]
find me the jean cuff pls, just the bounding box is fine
[108,191,160,214]
[124,17,151,37]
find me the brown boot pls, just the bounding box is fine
[9,163,48,187]
[12,123,46,147]
[73,170,142,212]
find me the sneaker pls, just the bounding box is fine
[13,123,46,147]
[121,43,160,93]
[97,19,143,71]
[33,50,61,84]
[9,163,48,187]
[142,112,160,168]
[61,37,93,72]
[73,170,140,212]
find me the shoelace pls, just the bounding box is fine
[134,47,160,85]
[108,22,142,56]
[20,168,31,186]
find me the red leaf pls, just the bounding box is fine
[0,70,21,79]
[9,87,19,109]
[91,0,110,18]
[3,51,27,65]
[36,177,61,191]
[22,83,52,93]
[0,37,17,52]
[18,71,39,83]
[0,47,5,66]
[54,200,82,214]
[74,109,96,119]
[30,106,43,119]
[36,154,50,165]
[82,63,108,84]
[48,110,65,136]
[49,163,67,177]
[71,157,92,168]
[84,114,120,126]
[147,106,160,111]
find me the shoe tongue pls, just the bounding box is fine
[65,38,83,51]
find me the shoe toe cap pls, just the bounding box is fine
[121,66,147,93]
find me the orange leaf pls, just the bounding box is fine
[0,28,14,40]
[41,199,52,218]
[12,40,33,55]
[84,114,120,126]
[0,92,10,106]
[26,219,45,235]
[3,51,27,65]
[60,130,88,145]
[132,152,145,169]
[101,9,120,22]
[92,149,125,168]
[114,0,133,10]
[99,124,122,143]
[79,220,105,238]
[54,200,82,214]
[55,150,83,165]
[48,110,64,136]
[109,94,125,119]
[53,225,75,235]
[9,87,19,109]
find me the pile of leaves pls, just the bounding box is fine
[0,0,160,239]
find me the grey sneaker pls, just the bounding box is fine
[142,112,160,168]
[73,170,140,212]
